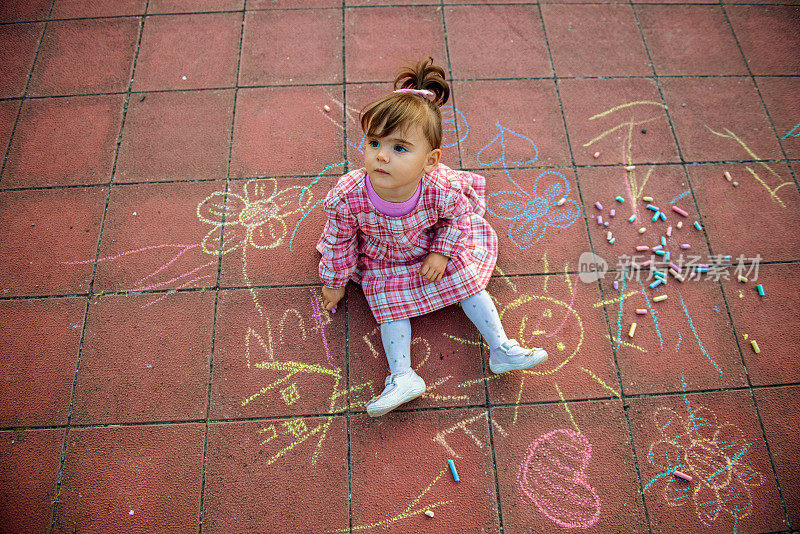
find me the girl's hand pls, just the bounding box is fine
[420,252,448,283]
[321,286,346,311]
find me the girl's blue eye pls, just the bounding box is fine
[394,145,407,153]
[368,140,379,148]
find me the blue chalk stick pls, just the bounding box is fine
[652,212,660,222]
[616,196,625,203]
[448,459,460,482]
[654,249,666,256]
[646,204,659,212]
[650,280,663,288]
[628,215,636,222]
[661,237,667,247]
[659,211,667,221]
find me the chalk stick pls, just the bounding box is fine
[680,244,691,249]
[654,270,666,279]
[666,226,672,237]
[323,104,331,112]
[637,245,650,251]
[672,206,689,217]
[628,323,637,338]
[609,237,616,244]
[595,202,603,210]
[661,237,667,246]
[425,510,435,518]
[673,470,693,482]
[448,459,460,482]
[629,215,637,223]
[650,280,662,288]
[613,281,619,290]
[659,211,667,221]
[694,221,703,231]
[594,151,600,158]
[664,251,670,262]
[624,165,635,171]
[607,231,613,240]
[639,227,646,234]
[616,196,625,203]
[643,196,653,202]
[597,215,603,225]
[724,171,732,182]
[733,181,739,187]
[653,294,668,302]
[669,263,680,272]
[641,260,652,268]
[604,221,610,227]
[331,306,337,314]
[654,250,666,256]
[652,245,663,251]
[676,221,683,229]
[751,339,760,354]
[557,197,566,206]
[652,212,660,222]
[738,275,748,283]
[646,204,659,212]
[756,284,765,296]
[636,309,648,315]
[610,209,615,218]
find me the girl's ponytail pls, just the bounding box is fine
[393,57,450,107]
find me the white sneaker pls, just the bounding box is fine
[366,370,426,417]
[489,339,548,374]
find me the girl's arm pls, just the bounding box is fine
[318,192,358,293]
[429,186,471,260]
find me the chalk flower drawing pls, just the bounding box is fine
[518,429,601,529]
[646,395,764,526]
[480,123,580,249]
[197,178,313,255]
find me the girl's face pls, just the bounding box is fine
[364,124,440,201]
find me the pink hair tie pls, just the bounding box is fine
[393,88,434,99]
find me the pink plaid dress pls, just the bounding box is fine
[317,163,498,323]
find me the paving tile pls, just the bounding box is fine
[72,291,214,424]
[56,424,204,532]
[2,95,123,188]
[148,0,243,13]
[493,401,647,532]
[0,297,83,426]
[133,12,241,91]
[542,4,651,77]
[756,76,800,160]
[50,0,147,18]
[453,79,571,169]
[94,181,222,292]
[347,289,485,413]
[239,9,341,86]
[251,0,339,7]
[482,167,590,276]
[599,271,747,395]
[0,22,44,98]
[211,287,346,419]
[687,162,800,262]
[660,77,785,163]
[0,429,63,533]
[27,18,139,97]
[482,274,621,404]
[217,176,336,286]
[204,417,348,532]
[637,5,748,76]
[576,164,709,273]
[0,0,52,22]
[446,0,544,3]
[116,90,234,183]
[754,385,800,529]
[559,78,679,166]
[628,389,785,533]
[230,86,344,177]
[446,5,551,79]
[721,263,800,386]
[0,99,20,160]
[345,6,446,83]
[727,6,800,75]
[350,408,500,532]
[0,187,106,297]
[348,0,436,5]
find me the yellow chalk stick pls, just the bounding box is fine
[653,295,668,302]
[628,322,637,338]
[751,340,760,353]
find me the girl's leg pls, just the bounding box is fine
[366,318,426,417]
[460,290,548,374]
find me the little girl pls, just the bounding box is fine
[317,57,548,417]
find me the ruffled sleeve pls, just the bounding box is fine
[429,182,471,259]
[317,189,358,288]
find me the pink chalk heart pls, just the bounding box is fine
[518,429,601,528]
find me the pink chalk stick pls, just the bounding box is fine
[669,263,680,272]
[641,260,652,268]
[673,470,693,482]
[652,245,663,251]
[636,245,650,251]
[636,309,648,315]
[610,209,615,218]
[680,244,691,249]
[595,202,603,210]
[671,206,689,217]
[597,215,603,225]
[666,226,673,237]
[331,307,337,314]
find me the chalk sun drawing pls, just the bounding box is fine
[518,429,601,529]
[481,123,580,249]
[643,375,764,528]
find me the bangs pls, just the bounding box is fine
[360,94,442,149]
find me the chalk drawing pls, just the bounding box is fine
[706,126,794,208]
[339,468,453,532]
[518,429,601,529]
[481,123,580,249]
[643,375,765,527]
[432,410,508,459]
[781,122,800,139]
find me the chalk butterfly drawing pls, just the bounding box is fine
[481,123,580,250]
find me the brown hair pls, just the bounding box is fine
[360,57,450,150]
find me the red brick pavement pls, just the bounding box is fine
[0,1,798,532]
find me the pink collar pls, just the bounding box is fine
[365,173,423,217]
